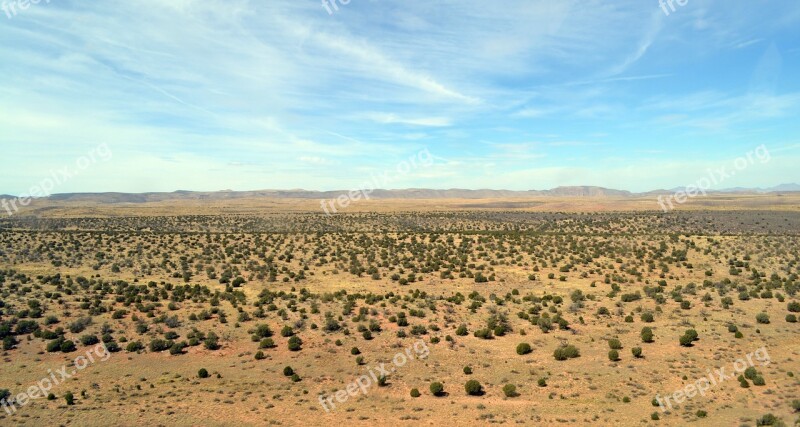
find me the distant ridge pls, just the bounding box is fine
[2,184,795,204]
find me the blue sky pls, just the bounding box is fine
[1,0,799,194]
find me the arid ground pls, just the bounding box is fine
[1,195,799,426]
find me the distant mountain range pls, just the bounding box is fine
[1,184,797,203]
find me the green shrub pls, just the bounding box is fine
[473,328,493,339]
[502,384,517,397]
[608,349,619,361]
[80,335,99,346]
[756,413,779,426]
[410,388,420,398]
[756,313,770,324]
[283,366,294,376]
[287,336,302,351]
[463,366,472,375]
[465,380,482,396]
[607,338,622,350]
[516,343,532,355]
[198,368,209,378]
[60,340,77,353]
[553,344,580,361]
[64,391,75,405]
[149,339,173,352]
[641,327,654,343]
[126,341,144,352]
[204,332,220,350]
[631,347,643,358]
[429,382,444,396]
[537,378,547,387]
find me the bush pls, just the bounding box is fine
[410,388,420,398]
[280,326,294,337]
[788,302,800,313]
[283,366,294,376]
[351,347,360,355]
[429,382,444,396]
[64,391,75,405]
[198,368,209,378]
[463,366,472,375]
[254,350,266,360]
[259,338,275,349]
[252,324,273,339]
[60,340,77,353]
[3,336,18,350]
[756,313,770,324]
[288,336,302,351]
[640,312,654,323]
[756,414,779,426]
[473,328,493,339]
[553,344,580,361]
[679,329,698,347]
[126,341,144,352]
[204,332,220,350]
[608,349,619,361]
[516,343,532,355]
[149,339,173,352]
[377,375,387,387]
[631,347,643,358]
[641,327,654,343]
[169,342,186,355]
[502,384,518,397]
[537,377,547,387]
[455,324,468,336]
[46,338,64,352]
[787,314,797,323]
[465,380,482,396]
[607,338,622,350]
[80,335,99,346]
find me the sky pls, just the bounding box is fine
[1,0,800,195]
